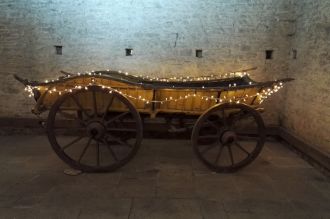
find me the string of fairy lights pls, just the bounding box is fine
[41,69,251,84]
[23,69,284,105]
[113,69,251,82]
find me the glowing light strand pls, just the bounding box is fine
[24,82,284,105]
[42,69,251,84]
[24,69,284,105]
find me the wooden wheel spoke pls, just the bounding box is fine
[78,137,92,163]
[104,138,119,161]
[198,135,219,140]
[102,95,114,120]
[236,135,258,141]
[234,141,250,156]
[238,111,252,121]
[106,112,130,125]
[106,134,133,148]
[107,128,136,132]
[58,110,75,119]
[228,113,241,128]
[62,136,85,150]
[230,112,253,129]
[106,144,119,161]
[200,142,218,154]
[205,119,219,130]
[58,110,85,126]
[222,109,228,127]
[92,89,98,116]
[71,96,91,118]
[228,145,234,166]
[214,144,224,164]
[96,142,100,166]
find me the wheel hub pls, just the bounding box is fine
[87,121,105,139]
[221,130,237,145]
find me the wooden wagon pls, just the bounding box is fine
[14,68,293,173]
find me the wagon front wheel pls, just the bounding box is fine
[191,103,265,173]
[47,86,143,172]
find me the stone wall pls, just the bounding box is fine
[282,0,330,152]
[0,0,294,121]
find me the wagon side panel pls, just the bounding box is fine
[155,89,218,114]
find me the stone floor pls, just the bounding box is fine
[0,135,329,219]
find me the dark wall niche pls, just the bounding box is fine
[292,49,297,59]
[196,49,203,58]
[265,50,273,59]
[126,48,133,56]
[54,45,62,55]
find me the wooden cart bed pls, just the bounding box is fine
[16,70,292,117]
[14,69,293,173]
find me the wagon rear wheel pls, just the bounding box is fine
[191,103,265,173]
[47,86,143,172]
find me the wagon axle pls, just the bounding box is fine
[221,130,237,145]
[87,121,106,140]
